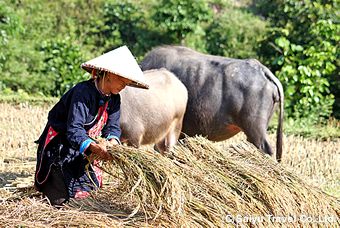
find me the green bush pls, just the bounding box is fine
[205,8,268,59]
[0,0,23,71]
[272,30,336,122]
[1,0,340,125]
[152,0,213,45]
[256,0,340,121]
[38,37,89,96]
[100,1,174,60]
[102,1,142,46]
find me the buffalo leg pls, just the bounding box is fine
[155,118,184,155]
[240,114,275,157]
[243,123,274,157]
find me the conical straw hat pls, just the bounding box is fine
[81,46,149,89]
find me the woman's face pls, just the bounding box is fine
[105,72,132,95]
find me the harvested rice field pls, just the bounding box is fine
[0,102,339,227]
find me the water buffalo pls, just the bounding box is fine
[119,68,188,154]
[140,46,284,162]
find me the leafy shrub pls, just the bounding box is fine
[0,39,45,94]
[102,1,142,45]
[2,0,340,123]
[152,0,213,44]
[205,8,268,59]
[0,0,23,71]
[0,1,42,94]
[101,1,172,60]
[271,20,337,121]
[38,37,89,96]
[256,0,340,120]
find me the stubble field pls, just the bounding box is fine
[0,101,339,226]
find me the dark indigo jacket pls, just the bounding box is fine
[35,79,121,197]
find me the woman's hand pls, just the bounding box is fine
[88,142,113,160]
[107,138,120,147]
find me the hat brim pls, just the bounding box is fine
[81,64,149,89]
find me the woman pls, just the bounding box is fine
[34,46,149,206]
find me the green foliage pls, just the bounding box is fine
[205,8,268,59]
[0,2,21,41]
[102,1,142,46]
[269,112,340,140]
[0,38,44,94]
[0,1,43,94]
[17,0,107,48]
[257,0,340,121]
[0,1,23,40]
[0,0,100,97]
[0,0,24,71]
[1,0,340,126]
[152,0,213,44]
[272,32,336,121]
[98,1,173,60]
[283,117,340,140]
[38,37,89,96]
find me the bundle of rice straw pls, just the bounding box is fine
[0,197,123,227]
[70,136,340,227]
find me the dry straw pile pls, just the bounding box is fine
[70,136,339,227]
[1,137,339,227]
[1,102,340,227]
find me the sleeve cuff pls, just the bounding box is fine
[107,135,121,145]
[80,139,95,155]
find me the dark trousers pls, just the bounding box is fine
[41,165,69,206]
